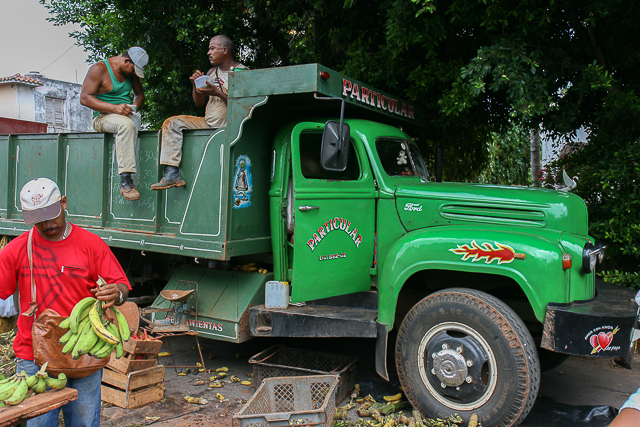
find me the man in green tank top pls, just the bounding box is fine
[81,47,148,201]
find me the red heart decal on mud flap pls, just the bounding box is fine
[597,332,612,350]
[589,334,599,349]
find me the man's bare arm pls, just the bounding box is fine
[80,63,133,116]
[131,75,145,111]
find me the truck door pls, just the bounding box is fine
[289,123,376,302]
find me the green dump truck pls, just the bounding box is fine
[1,64,638,427]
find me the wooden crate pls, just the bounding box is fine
[101,365,165,409]
[107,337,163,374]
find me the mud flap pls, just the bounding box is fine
[376,322,389,380]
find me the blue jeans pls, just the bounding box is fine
[16,359,102,427]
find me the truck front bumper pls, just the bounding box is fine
[541,281,640,368]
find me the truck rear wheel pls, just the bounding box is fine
[395,288,540,427]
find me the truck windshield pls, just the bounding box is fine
[376,138,430,181]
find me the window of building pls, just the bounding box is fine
[45,97,65,131]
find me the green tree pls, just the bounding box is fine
[478,123,531,186]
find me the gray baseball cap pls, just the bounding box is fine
[127,46,148,78]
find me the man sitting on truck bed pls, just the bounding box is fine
[80,47,148,202]
[150,35,248,190]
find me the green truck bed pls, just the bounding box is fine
[0,64,424,260]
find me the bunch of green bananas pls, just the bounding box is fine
[0,363,67,407]
[59,296,130,360]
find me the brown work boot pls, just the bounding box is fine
[119,173,141,201]
[151,166,186,190]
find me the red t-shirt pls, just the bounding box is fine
[0,223,131,360]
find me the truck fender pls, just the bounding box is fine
[377,228,568,329]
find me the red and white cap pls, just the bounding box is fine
[20,178,62,225]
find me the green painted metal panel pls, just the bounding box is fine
[227,98,273,246]
[230,65,321,98]
[171,129,227,237]
[289,122,376,302]
[150,265,269,343]
[393,183,588,237]
[105,131,159,232]
[229,64,427,128]
[62,133,107,228]
[12,134,60,222]
[376,226,570,327]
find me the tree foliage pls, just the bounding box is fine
[43,0,640,286]
[478,123,531,186]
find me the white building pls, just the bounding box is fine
[0,72,92,133]
[542,127,588,166]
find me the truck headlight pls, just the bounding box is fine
[583,242,606,273]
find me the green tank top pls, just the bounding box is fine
[93,59,133,119]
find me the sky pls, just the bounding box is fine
[0,0,91,84]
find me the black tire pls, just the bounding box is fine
[395,288,540,427]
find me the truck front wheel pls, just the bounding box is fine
[395,288,540,427]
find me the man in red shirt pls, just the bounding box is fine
[0,177,131,427]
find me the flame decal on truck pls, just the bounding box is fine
[449,240,524,265]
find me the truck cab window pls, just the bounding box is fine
[299,132,360,180]
[376,138,430,181]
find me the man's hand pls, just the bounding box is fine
[91,282,122,309]
[189,70,205,85]
[112,104,135,116]
[196,81,224,98]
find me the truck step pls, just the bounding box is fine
[249,291,378,338]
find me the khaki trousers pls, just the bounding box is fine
[92,113,141,174]
[160,115,212,166]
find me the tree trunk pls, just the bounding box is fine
[530,128,541,187]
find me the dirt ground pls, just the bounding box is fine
[99,336,640,427]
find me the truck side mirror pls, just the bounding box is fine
[321,120,351,171]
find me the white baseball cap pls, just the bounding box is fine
[127,46,148,78]
[20,178,62,225]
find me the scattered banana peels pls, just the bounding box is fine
[337,386,478,427]
[184,396,207,405]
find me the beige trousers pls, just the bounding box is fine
[92,113,141,174]
[160,115,212,166]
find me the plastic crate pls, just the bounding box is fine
[233,375,339,427]
[249,345,357,404]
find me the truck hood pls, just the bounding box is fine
[395,182,588,235]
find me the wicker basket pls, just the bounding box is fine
[233,375,339,427]
[249,345,357,404]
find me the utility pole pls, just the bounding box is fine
[530,128,541,187]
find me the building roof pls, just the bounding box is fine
[0,74,44,87]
